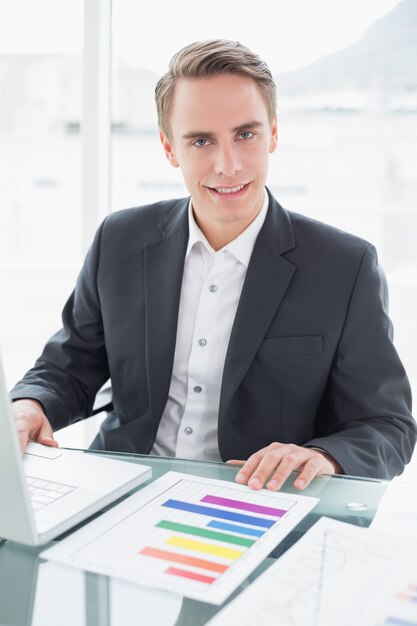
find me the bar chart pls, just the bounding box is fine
[137,489,289,586]
[42,472,318,603]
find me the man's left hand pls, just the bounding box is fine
[228,442,341,491]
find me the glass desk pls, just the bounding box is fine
[1,451,416,626]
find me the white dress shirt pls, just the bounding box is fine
[150,189,269,461]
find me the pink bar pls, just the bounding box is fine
[200,495,286,517]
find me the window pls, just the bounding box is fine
[0,1,83,385]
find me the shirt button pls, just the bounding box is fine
[208,284,217,293]
[193,385,202,393]
[184,427,193,435]
[198,338,207,347]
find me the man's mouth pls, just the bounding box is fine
[208,182,250,196]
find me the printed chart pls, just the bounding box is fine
[364,575,417,626]
[207,516,417,626]
[41,472,318,603]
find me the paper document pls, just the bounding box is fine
[41,471,318,604]
[207,516,417,626]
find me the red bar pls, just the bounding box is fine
[139,546,228,573]
[166,566,216,584]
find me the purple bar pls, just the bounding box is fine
[200,495,286,518]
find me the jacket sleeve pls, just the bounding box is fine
[307,244,416,478]
[9,220,110,430]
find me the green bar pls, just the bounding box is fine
[156,520,255,547]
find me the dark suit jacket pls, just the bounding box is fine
[11,190,416,478]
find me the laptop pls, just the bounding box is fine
[0,356,152,547]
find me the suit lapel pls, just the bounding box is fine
[144,199,188,427]
[219,192,296,412]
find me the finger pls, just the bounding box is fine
[293,456,325,490]
[37,435,59,447]
[226,460,245,465]
[15,419,29,455]
[265,451,307,491]
[38,420,58,447]
[246,449,294,490]
[294,454,336,490]
[235,447,274,486]
[239,445,297,490]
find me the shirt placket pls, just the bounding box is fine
[175,251,223,458]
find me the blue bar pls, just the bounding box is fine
[385,618,417,626]
[162,499,275,528]
[207,520,265,537]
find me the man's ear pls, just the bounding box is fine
[269,114,278,154]
[160,130,179,168]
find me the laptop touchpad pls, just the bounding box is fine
[26,442,62,460]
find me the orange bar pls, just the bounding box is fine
[166,566,216,584]
[140,546,228,573]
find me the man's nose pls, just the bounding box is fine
[213,145,242,177]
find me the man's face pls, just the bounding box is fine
[160,73,278,244]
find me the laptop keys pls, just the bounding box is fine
[26,476,76,511]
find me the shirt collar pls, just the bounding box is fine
[186,200,212,258]
[186,188,269,267]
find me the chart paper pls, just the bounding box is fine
[207,516,417,625]
[41,471,318,604]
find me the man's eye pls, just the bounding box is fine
[239,131,254,140]
[193,138,210,147]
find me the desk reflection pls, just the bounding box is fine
[0,543,186,626]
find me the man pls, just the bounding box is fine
[11,40,416,491]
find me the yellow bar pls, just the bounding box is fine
[165,535,244,560]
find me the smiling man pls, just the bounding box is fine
[11,40,416,490]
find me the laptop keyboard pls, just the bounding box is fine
[26,476,76,511]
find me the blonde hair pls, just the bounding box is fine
[155,39,277,139]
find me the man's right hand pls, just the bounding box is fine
[12,399,58,454]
